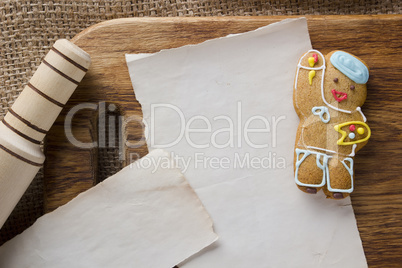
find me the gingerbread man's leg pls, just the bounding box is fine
[294,148,329,194]
[322,156,354,199]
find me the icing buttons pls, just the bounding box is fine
[334,121,371,145]
[349,133,356,139]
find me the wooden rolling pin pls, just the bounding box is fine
[0,39,91,228]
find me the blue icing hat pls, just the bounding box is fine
[330,51,369,84]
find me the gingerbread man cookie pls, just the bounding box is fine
[293,50,370,199]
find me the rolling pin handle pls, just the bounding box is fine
[0,39,91,228]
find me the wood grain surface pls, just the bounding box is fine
[44,15,402,267]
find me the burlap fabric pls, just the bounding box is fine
[0,0,401,245]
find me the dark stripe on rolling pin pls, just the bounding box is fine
[42,59,80,85]
[27,83,64,108]
[2,118,42,145]
[8,108,47,134]
[0,143,42,167]
[51,47,88,72]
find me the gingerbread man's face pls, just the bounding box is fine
[323,51,369,112]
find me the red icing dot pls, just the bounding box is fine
[349,125,356,131]
[312,53,318,63]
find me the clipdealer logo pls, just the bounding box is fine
[64,101,288,171]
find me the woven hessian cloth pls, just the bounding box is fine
[1,0,401,245]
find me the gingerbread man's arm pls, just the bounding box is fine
[356,107,367,122]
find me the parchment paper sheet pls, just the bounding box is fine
[126,18,368,268]
[0,149,218,268]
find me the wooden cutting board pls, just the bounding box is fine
[44,15,402,267]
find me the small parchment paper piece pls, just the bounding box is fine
[0,149,218,268]
[126,18,368,268]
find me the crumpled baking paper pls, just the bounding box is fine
[0,149,218,268]
[126,18,367,268]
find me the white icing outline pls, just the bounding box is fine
[312,106,330,123]
[295,149,329,188]
[349,144,357,157]
[295,148,354,193]
[356,107,367,122]
[327,158,354,193]
[295,49,352,114]
[306,145,336,154]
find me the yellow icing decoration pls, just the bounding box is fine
[334,121,371,145]
[308,57,315,67]
[308,70,316,85]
